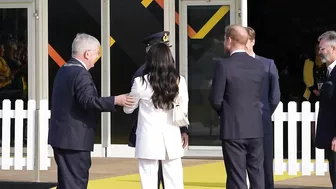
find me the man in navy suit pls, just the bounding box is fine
[48,33,134,189]
[246,26,281,189]
[315,30,336,189]
[128,31,189,189]
[209,25,265,189]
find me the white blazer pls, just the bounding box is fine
[124,75,189,160]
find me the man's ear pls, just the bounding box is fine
[228,37,232,44]
[84,50,89,59]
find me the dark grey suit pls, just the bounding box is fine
[315,65,336,189]
[48,58,116,189]
[256,55,280,189]
[210,52,265,189]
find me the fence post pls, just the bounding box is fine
[39,100,49,170]
[301,101,312,175]
[14,100,24,170]
[26,100,36,170]
[1,100,11,170]
[314,102,326,175]
[273,102,284,174]
[288,102,298,175]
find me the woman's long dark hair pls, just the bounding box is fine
[142,43,180,110]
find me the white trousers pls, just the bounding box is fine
[138,158,184,189]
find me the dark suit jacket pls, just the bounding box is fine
[128,64,189,147]
[209,52,265,140]
[315,66,336,149]
[48,58,116,151]
[256,55,280,134]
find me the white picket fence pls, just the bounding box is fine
[0,99,329,177]
[272,101,327,176]
[0,99,50,171]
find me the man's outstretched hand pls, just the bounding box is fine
[115,94,135,107]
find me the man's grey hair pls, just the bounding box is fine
[318,31,336,47]
[71,33,100,56]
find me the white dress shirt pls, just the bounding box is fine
[328,60,336,76]
[124,75,189,160]
[73,57,87,70]
[230,49,246,56]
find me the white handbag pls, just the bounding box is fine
[172,97,190,127]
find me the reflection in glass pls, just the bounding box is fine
[109,3,164,145]
[0,8,28,146]
[187,5,230,146]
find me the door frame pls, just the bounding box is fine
[0,0,49,180]
[105,0,237,158]
[0,0,49,103]
[179,0,236,157]
[179,0,236,79]
[0,0,36,100]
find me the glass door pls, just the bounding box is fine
[179,0,236,157]
[0,0,35,147]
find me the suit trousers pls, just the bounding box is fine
[263,134,274,189]
[222,138,264,189]
[138,158,183,189]
[53,147,91,189]
[327,149,336,189]
[158,160,165,189]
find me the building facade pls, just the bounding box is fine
[0,0,249,158]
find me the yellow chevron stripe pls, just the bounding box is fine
[192,6,229,39]
[141,0,153,8]
[110,36,115,46]
[140,1,229,39]
[98,36,115,56]
[96,36,116,62]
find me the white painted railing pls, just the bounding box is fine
[0,99,50,171]
[272,101,327,176]
[0,99,329,177]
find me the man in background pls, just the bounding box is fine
[246,26,281,189]
[315,30,336,189]
[128,31,189,189]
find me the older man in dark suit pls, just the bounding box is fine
[48,33,134,189]
[246,26,281,189]
[209,25,265,189]
[315,30,336,189]
[128,31,189,189]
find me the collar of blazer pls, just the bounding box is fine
[329,64,336,77]
[230,50,246,56]
[65,58,87,69]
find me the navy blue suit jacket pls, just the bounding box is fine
[210,52,265,140]
[48,58,116,151]
[316,66,336,149]
[256,55,280,134]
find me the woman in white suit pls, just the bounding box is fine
[124,43,188,189]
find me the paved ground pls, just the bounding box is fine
[0,158,332,188]
[0,158,213,182]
